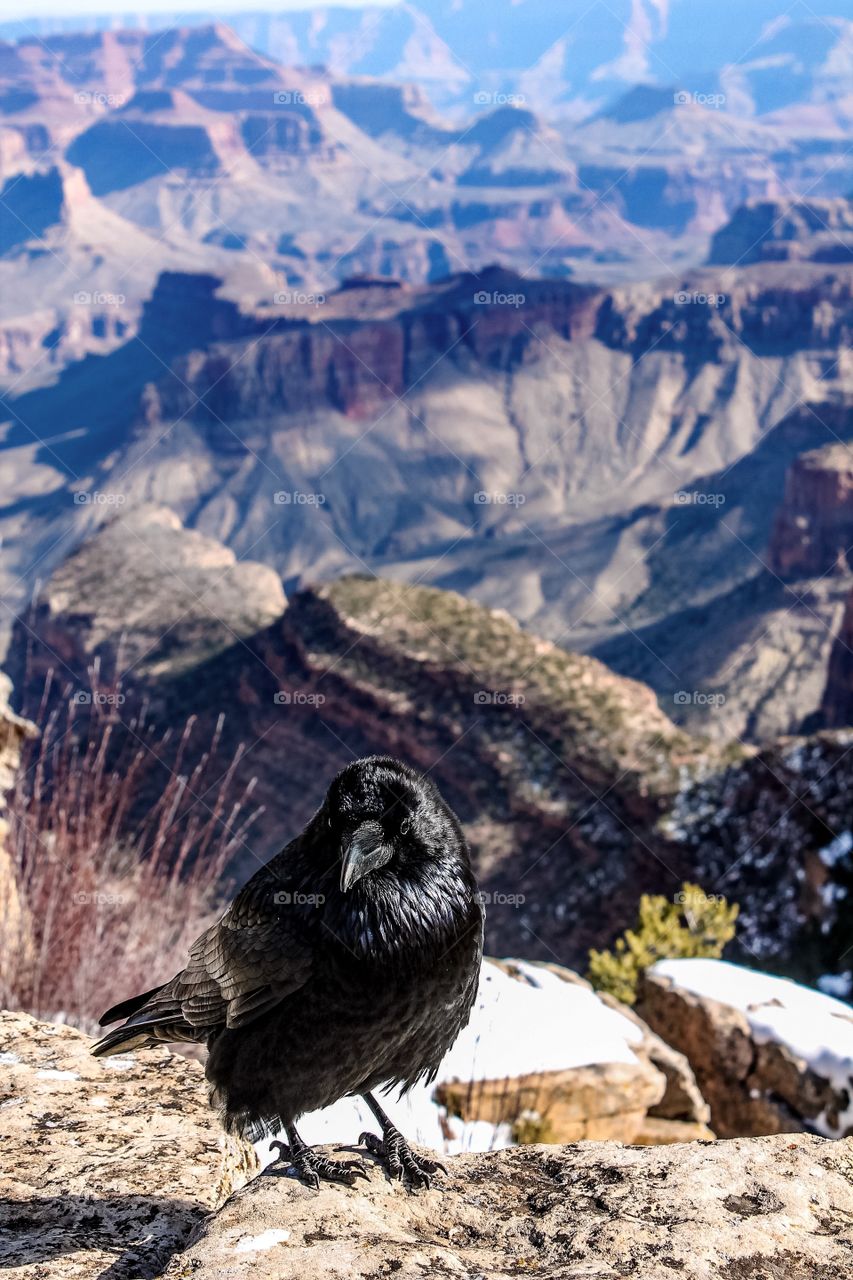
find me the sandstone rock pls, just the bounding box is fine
[164,1133,853,1280]
[436,1059,666,1144]
[769,443,853,579]
[591,979,713,1136]
[637,967,853,1139]
[0,1009,257,1280]
[525,963,713,1142]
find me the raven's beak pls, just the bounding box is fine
[340,820,391,892]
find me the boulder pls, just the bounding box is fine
[436,1058,666,1144]
[588,974,712,1137]
[438,962,712,1145]
[165,1133,853,1280]
[426,959,711,1148]
[0,1009,257,1279]
[638,961,853,1138]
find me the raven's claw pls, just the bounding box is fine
[267,1137,369,1189]
[358,1127,446,1190]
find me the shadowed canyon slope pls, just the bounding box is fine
[9,507,853,987]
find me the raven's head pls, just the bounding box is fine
[321,755,467,894]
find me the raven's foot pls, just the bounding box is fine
[267,1136,368,1190]
[358,1127,446,1190]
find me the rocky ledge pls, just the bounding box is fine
[3,1009,853,1279]
[0,1009,257,1280]
[167,1135,853,1280]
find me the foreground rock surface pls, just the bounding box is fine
[166,1134,853,1280]
[0,1010,257,1280]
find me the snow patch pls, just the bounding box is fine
[235,1229,291,1253]
[0,1051,20,1065]
[819,831,853,867]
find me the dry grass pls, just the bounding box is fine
[0,672,262,1033]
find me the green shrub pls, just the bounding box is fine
[588,882,739,1006]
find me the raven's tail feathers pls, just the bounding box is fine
[98,983,167,1027]
[92,981,211,1057]
[91,1015,204,1057]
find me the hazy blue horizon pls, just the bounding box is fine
[6,0,398,17]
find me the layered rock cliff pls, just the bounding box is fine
[709,197,853,267]
[0,677,35,1008]
[18,503,285,682]
[769,443,853,578]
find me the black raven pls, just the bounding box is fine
[92,756,484,1188]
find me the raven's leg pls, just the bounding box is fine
[358,1092,447,1189]
[267,1126,368,1190]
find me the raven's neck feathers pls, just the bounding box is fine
[330,862,477,967]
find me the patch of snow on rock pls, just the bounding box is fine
[235,1229,290,1252]
[820,831,853,867]
[654,958,853,1137]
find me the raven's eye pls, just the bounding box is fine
[400,818,411,835]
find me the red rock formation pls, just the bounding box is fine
[146,269,600,421]
[769,443,853,578]
[821,586,853,728]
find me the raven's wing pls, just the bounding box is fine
[92,865,314,1054]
